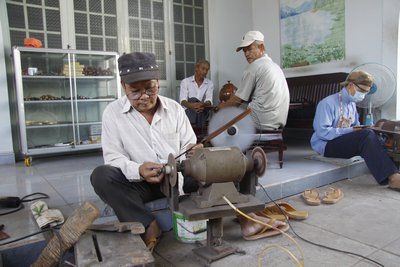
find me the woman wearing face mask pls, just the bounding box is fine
[310,70,400,190]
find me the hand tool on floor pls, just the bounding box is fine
[88,222,145,234]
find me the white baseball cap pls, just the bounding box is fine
[236,30,264,52]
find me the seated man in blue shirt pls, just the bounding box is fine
[311,70,400,190]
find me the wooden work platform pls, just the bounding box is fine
[75,230,154,266]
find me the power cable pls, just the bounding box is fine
[0,193,49,216]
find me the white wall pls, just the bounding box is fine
[208,0,400,120]
[207,0,253,99]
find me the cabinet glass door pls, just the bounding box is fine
[71,52,119,147]
[14,48,76,154]
[13,47,120,157]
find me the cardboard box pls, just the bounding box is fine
[89,135,101,144]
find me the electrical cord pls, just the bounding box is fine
[258,183,384,267]
[0,192,49,216]
[0,224,62,247]
[0,224,68,266]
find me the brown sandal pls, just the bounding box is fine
[302,189,321,206]
[145,236,160,253]
[256,206,287,221]
[322,187,344,204]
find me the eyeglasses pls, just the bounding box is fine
[126,86,158,100]
[353,83,370,94]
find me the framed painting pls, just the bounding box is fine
[280,0,345,68]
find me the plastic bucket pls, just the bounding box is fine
[172,211,207,243]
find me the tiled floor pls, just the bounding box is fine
[1,141,400,266]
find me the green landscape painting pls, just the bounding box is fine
[280,0,345,68]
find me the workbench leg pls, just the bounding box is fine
[192,218,243,266]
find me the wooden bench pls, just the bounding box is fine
[286,72,348,129]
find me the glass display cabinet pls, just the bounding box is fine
[12,47,120,164]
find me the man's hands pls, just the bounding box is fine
[216,95,243,111]
[138,162,164,184]
[138,143,204,183]
[188,101,206,113]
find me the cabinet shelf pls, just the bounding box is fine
[13,46,120,158]
[24,98,116,104]
[26,143,102,156]
[26,121,102,129]
[22,75,116,80]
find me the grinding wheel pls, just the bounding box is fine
[251,146,267,177]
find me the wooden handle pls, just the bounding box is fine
[32,202,100,267]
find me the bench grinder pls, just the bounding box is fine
[160,108,267,264]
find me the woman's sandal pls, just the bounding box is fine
[302,189,321,206]
[276,202,308,220]
[256,206,287,221]
[322,187,344,204]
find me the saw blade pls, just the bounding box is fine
[208,107,256,151]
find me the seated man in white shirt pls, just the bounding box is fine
[91,52,202,252]
[179,59,214,128]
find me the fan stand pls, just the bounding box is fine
[364,101,374,125]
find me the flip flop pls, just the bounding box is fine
[274,202,308,220]
[322,187,344,204]
[302,189,321,206]
[255,206,287,221]
[146,235,160,253]
[143,223,162,253]
[243,218,289,241]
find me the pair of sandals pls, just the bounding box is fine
[302,187,344,205]
[256,202,309,221]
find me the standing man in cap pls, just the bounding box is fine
[90,52,202,252]
[218,30,290,131]
[311,70,400,190]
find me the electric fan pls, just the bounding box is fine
[349,63,396,125]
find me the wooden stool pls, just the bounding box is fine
[250,129,287,168]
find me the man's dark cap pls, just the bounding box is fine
[118,52,160,83]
